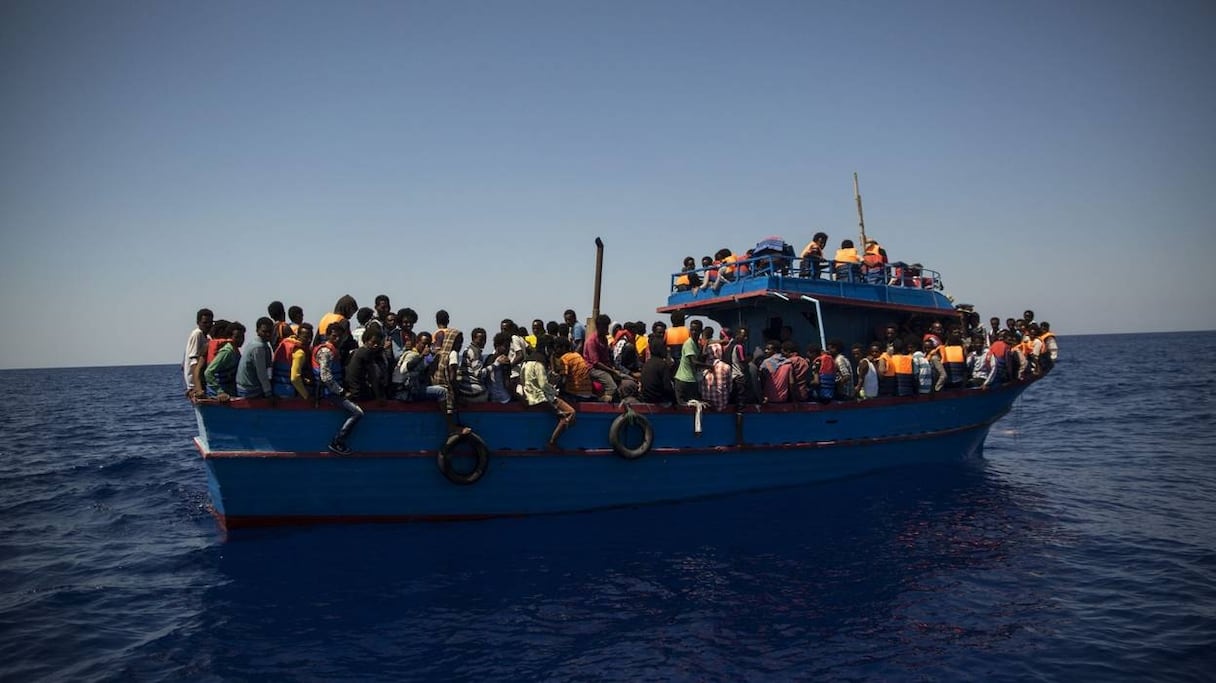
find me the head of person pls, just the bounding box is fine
[595,314,611,334]
[492,331,510,354]
[267,301,286,323]
[814,231,828,246]
[375,295,391,318]
[930,321,944,335]
[868,342,883,358]
[554,337,572,355]
[563,309,577,325]
[398,308,418,327]
[362,326,384,349]
[884,324,898,340]
[784,340,800,356]
[648,334,669,358]
[228,322,247,348]
[288,305,304,325]
[714,247,732,260]
[500,318,516,335]
[414,331,432,352]
[356,307,374,326]
[546,320,559,336]
[688,319,703,338]
[652,320,668,335]
[764,340,780,356]
[255,316,274,342]
[211,320,230,339]
[827,339,842,356]
[670,311,686,327]
[702,325,715,341]
[334,295,358,318]
[990,317,1000,329]
[733,327,748,342]
[701,256,713,267]
[1041,322,1051,332]
[841,239,855,249]
[532,319,545,335]
[851,343,864,360]
[385,312,398,330]
[682,256,696,269]
[326,319,349,343]
[471,327,487,348]
[196,308,214,334]
[1023,309,1035,323]
[435,309,450,327]
[296,322,314,347]
[892,339,907,355]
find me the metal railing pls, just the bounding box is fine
[671,255,944,293]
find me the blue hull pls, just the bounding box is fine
[196,382,1031,528]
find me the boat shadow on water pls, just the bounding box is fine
[152,462,1062,679]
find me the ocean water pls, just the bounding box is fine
[1,332,1213,681]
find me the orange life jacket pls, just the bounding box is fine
[942,345,966,363]
[205,338,232,366]
[317,312,345,338]
[878,352,895,377]
[665,326,690,348]
[862,243,884,268]
[890,354,913,375]
[834,247,859,263]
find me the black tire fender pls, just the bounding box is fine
[609,410,654,460]
[437,431,489,485]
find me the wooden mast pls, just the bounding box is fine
[591,237,604,327]
[853,172,868,251]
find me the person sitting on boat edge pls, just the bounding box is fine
[271,322,314,399]
[1039,322,1058,371]
[673,256,702,291]
[807,343,835,403]
[784,341,811,403]
[553,337,595,403]
[979,331,1013,390]
[584,314,633,403]
[346,326,388,404]
[758,339,792,404]
[204,322,245,399]
[394,331,445,403]
[236,317,275,400]
[519,339,576,451]
[311,320,363,456]
[798,232,829,279]
[829,339,854,400]
[267,301,293,349]
[833,239,861,282]
[639,334,677,406]
[862,239,888,284]
[456,327,489,403]
[183,307,214,399]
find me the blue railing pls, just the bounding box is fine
[670,254,944,294]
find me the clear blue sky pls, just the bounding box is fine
[2,0,1213,369]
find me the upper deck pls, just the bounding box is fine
[660,252,957,318]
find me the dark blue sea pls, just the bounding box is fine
[2,332,1213,681]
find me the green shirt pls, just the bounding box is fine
[674,337,700,383]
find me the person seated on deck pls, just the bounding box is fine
[966,338,989,387]
[890,338,917,397]
[346,326,388,403]
[585,314,635,402]
[183,307,214,399]
[873,341,896,397]
[862,239,888,284]
[697,248,737,295]
[799,232,829,279]
[912,338,935,395]
[236,317,275,400]
[937,331,967,390]
[487,332,516,403]
[204,322,245,399]
[456,327,489,403]
[829,340,854,400]
[317,295,357,344]
[807,343,835,403]
[854,342,877,400]
[699,327,732,410]
[784,341,810,403]
[1039,322,1058,371]
[979,331,1014,390]
[267,301,293,349]
[673,256,702,292]
[393,331,446,404]
[612,324,641,379]
[833,239,861,282]
[311,320,363,456]
[758,339,793,404]
[288,305,304,336]
[639,334,677,406]
[272,322,314,399]
[553,337,595,403]
[519,341,576,451]
[695,255,717,293]
[665,312,690,359]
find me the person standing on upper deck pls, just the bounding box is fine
[183,308,214,398]
[799,232,828,279]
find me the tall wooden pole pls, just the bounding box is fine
[853,172,868,251]
[591,237,604,327]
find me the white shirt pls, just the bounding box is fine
[183,328,206,389]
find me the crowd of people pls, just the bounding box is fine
[673,234,941,293]
[183,295,1058,456]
